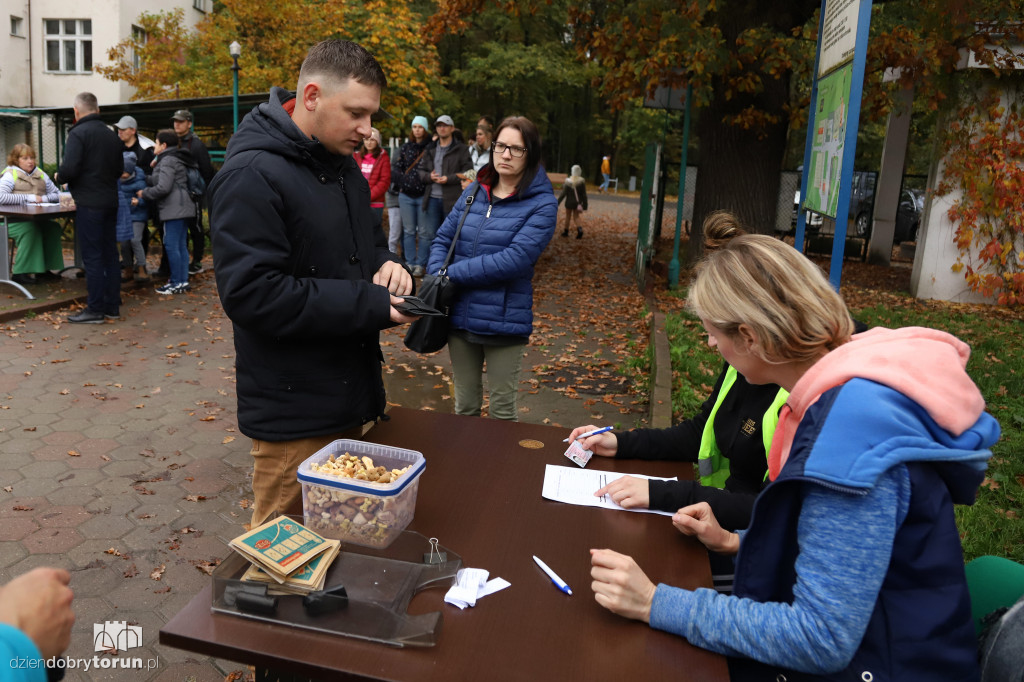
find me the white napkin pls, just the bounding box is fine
[444,568,510,609]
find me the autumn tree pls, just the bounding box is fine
[97,0,440,136]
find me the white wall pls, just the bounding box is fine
[13,0,206,108]
[910,82,1009,305]
[1,1,32,108]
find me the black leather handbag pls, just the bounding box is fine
[404,186,477,354]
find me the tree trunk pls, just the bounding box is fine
[687,75,791,263]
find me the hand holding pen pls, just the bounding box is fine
[563,425,618,456]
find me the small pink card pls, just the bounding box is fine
[563,440,593,468]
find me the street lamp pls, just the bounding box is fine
[229,41,241,133]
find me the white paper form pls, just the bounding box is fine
[541,464,677,516]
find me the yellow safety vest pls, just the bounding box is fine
[696,365,789,488]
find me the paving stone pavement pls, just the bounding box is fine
[0,194,666,681]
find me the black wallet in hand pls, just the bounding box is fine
[395,295,445,317]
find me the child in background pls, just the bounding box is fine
[117,152,150,284]
[139,130,194,295]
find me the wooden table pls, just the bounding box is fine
[0,203,77,299]
[160,407,729,681]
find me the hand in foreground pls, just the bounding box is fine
[374,261,413,296]
[594,475,649,509]
[0,567,75,659]
[672,502,740,555]
[566,424,618,456]
[590,549,656,622]
[389,295,420,325]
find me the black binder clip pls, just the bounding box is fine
[303,583,349,616]
[423,537,447,565]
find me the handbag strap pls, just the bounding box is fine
[439,184,478,274]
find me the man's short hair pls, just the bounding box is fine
[298,40,387,93]
[74,92,99,114]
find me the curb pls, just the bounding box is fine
[649,311,673,429]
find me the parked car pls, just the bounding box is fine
[893,188,924,243]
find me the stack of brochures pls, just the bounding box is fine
[229,517,341,594]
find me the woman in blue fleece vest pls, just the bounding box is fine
[590,235,999,681]
[426,116,556,420]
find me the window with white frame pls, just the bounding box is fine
[131,25,147,72]
[193,0,207,12]
[11,15,24,36]
[44,19,92,73]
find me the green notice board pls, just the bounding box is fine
[804,62,853,218]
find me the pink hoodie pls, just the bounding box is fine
[767,326,986,480]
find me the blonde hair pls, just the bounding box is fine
[702,210,745,253]
[687,235,853,364]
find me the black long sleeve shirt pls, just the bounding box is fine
[615,363,785,531]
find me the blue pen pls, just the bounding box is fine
[533,555,572,595]
[562,425,613,443]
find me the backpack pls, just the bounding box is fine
[185,163,205,201]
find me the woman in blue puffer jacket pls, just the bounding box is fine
[427,116,557,420]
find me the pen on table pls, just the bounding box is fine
[563,426,613,443]
[533,555,572,595]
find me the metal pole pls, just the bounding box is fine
[231,56,240,133]
[668,83,692,289]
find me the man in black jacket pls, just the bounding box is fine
[413,115,472,276]
[56,92,124,323]
[210,40,417,527]
[172,109,215,274]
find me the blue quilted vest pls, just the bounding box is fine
[728,390,981,682]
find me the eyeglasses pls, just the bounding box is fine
[493,141,527,158]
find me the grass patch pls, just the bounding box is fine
[664,298,1024,562]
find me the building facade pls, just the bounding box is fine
[2,0,208,109]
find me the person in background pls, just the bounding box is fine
[56,92,123,324]
[114,151,135,284]
[392,116,431,275]
[556,164,588,239]
[426,116,557,420]
[139,130,194,295]
[0,567,75,682]
[385,148,402,256]
[458,167,477,190]
[171,109,214,275]
[353,127,391,231]
[590,234,999,681]
[118,151,150,284]
[599,155,611,192]
[114,116,155,175]
[0,144,64,286]
[470,122,493,173]
[115,115,157,261]
[209,39,416,528]
[415,114,472,277]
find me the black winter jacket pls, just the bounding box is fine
[209,87,402,441]
[616,362,783,530]
[417,139,473,214]
[56,113,123,209]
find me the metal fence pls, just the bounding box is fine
[0,111,62,172]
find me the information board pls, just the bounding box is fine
[819,0,860,77]
[803,62,853,217]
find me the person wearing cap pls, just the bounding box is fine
[171,109,214,275]
[55,92,124,324]
[353,127,391,231]
[391,115,431,271]
[209,40,416,528]
[599,155,611,192]
[114,115,155,176]
[413,114,472,277]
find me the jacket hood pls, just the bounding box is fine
[769,326,999,483]
[225,87,350,176]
